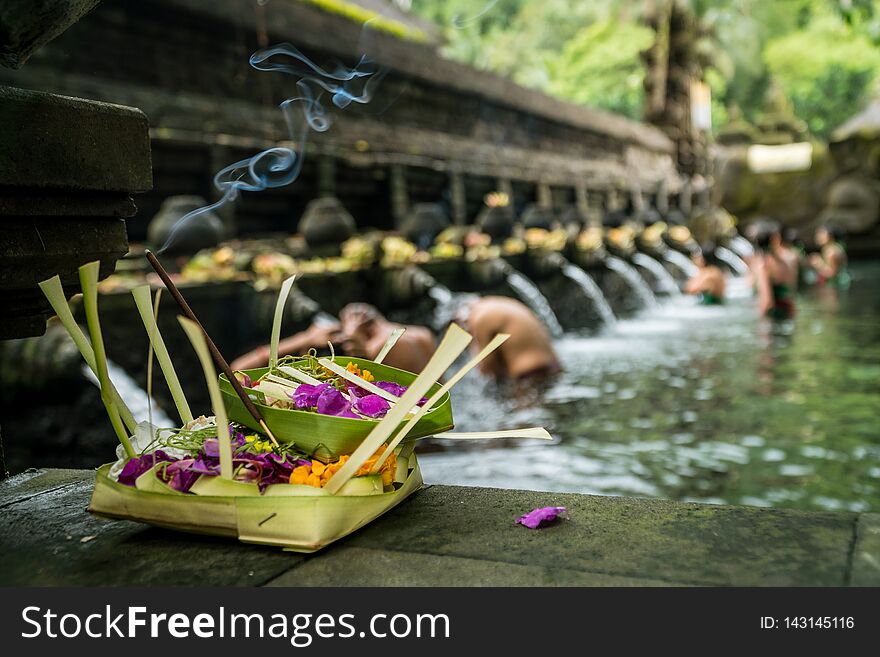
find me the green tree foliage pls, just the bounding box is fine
[547,20,654,119]
[763,14,880,137]
[408,0,880,139]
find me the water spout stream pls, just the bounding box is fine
[632,253,681,295]
[716,246,750,276]
[663,249,698,278]
[559,262,617,326]
[502,267,564,338]
[605,255,657,307]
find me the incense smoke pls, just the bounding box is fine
[451,0,499,29]
[157,43,384,254]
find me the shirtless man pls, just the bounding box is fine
[230,321,340,371]
[338,303,436,373]
[684,245,726,304]
[457,296,560,380]
[753,223,799,319]
[809,226,849,286]
[230,303,436,373]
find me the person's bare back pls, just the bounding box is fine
[464,296,560,379]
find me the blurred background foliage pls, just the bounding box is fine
[407,0,880,138]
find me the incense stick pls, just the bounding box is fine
[144,249,279,446]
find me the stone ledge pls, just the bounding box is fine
[0,85,152,192]
[0,469,870,587]
[851,513,880,586]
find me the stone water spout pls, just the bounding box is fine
[632,252,681,296]
[715,246,750,276]
[662,249,698,278]
[540,251,617,327]
[605,255,658,307]
[495,260,564,338]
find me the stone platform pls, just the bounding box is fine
[1,469,877,587]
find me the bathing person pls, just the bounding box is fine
[684,244,726,304]
[455,296,560,380]
[752,222,798,319]
[809,226,850,287]
[230,303,436,373]
[231,321,342,371]
[337,303,436,373]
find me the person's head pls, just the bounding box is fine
[815,225,843,246]
[694,243,721,269]
[751,220,782,253]
[339,303,384,340]
[446,293,479,333]
[782,227,799,248]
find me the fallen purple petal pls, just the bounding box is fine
[515,506,567,529]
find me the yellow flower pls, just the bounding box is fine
[289,465,311,485]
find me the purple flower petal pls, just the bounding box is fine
[515,506,567,529]
[375,381,428,406]
[376,381,407,398]
[290,382,331,409]
[118,450,175,487]
[162,458,200,493]
[347,383,369,399]
[316,386,354,417]
[354,394,390,418]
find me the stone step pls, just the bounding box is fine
[1,468,875,586]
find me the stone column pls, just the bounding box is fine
[575,183,589,213]
[679,180,693,215]
[317,154,336,198]
[631,186,646,214]
[496,177,513,200]
[656,179,669,214]
[537,181,553,209]
[389,163,409,228]
[450,170,467,225]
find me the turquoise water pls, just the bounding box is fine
[420,261,880,512]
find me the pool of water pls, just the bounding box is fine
[420,261,880,512]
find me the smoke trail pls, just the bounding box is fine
[451,0,499,29]
[157,42,384,254]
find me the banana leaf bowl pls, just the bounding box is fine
[219,356,454,459]
[88,453,424,552]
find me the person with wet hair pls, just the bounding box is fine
[337,303,436,373]
[231,303,436,373]
[752,221,798,319]
[809,225,850,288]
[455,296,560,380]
[781,227,815,287]
[684,244,726,305]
